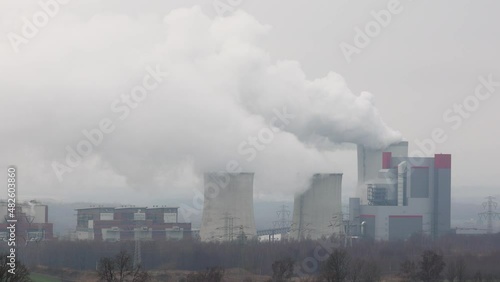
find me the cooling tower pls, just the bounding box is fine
[291,173,342,240]
[199,172,257,242]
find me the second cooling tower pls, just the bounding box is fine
[291,173,343,240]
[200,172,257,242]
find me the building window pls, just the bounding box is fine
[77,214,93,227]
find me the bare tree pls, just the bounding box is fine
[456,257,466,282]
[348,259,364,282]
[271,258,294,282]
[321,249,350,282]
[418,250,445,282]
[97,257,116,282]
[399,260,418,282]
[131,268,150,282]
[446,259,456,282]
[359,260,380,282]
[97,250,150,282]
[0,254,31,282]
[116,251,133,282]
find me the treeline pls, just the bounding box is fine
[1,233,500,279]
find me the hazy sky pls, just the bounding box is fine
[1,0,499,205]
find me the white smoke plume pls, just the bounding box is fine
[0,5,401,200]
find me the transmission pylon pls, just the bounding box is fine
[219,212,236,241]
[478,196,500,234]
[133,209,144,269]
[272,205,292,241]
[134,239,142,269]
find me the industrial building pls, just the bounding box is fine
[357,141,409,187]
[291,173,343,240]
[0,200,54,242]
[200,172,257,242]
[350,143,452,241]
[75,206,191,241]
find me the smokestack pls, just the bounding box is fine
[433,154,452,237]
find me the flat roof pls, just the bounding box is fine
[75,206,179,210]
[114,206,148,210]
[75,207,115,210]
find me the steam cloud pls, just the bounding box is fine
[0,5,401,200]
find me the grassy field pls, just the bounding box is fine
[30,272,61,282]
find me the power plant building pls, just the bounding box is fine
[291,173,343,240]
[75,206,191,241]
[200,172,257,242]
[0,201,54,241]
[350,144,452,241]
[357,141,409,186]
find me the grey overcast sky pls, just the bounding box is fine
[0,0,499,204]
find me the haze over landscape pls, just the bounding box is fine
[1,0,499,208]
[1,1,500,281]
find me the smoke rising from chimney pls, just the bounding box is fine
[0,6,401,198]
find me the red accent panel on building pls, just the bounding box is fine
[382,152,392,169]
[389,215,423,218]
[360,214,376,218]
[434,154,451,169]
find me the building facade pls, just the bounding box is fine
[0,201,54,242]
[75,206,191,241]
[357,141,409,187]
[350,148,452,241]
